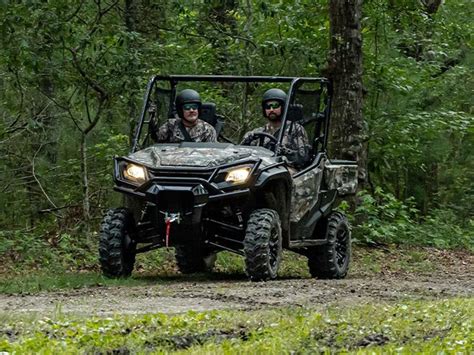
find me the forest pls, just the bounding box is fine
[1,0,472,260]
[0,1,472,352]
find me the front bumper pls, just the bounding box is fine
[115,178,250,247]
[114,178,250,224]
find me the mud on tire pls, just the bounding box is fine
[244,208,282,281]
[307,211,351,279]
[175,244,217,274]
[99,208,136,278]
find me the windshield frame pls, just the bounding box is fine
[131,75,332,154]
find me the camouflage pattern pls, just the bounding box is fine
[128,143,276,168]
[241,122,310,168]
[156,118,217,143]
[324,163,358,195]
[290,159,325,222]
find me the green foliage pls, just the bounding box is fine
[0,299,472,353]
[363,0,474,219]
[0,227,97,274]
[350,188,473,250]
[352,188,417,245]
[415,209,474,249]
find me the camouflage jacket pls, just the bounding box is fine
[156,118,217,143]
[241,122,310,169]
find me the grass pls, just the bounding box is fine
[0,273,152,294]
[0,245,471,294]
[0,298,472,353]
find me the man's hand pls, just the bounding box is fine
[244,133,255,142]
[149,117,159,142]
[240,133,254,145]
[276,145,296,156]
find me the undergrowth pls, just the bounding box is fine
[341,188,474,250]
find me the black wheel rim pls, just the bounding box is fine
[335,227,348,268]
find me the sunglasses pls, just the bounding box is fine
[183,103,199,111]
[264,102,281,110]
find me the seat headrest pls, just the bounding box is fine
[287,104,304,122]
[200,102,217,126]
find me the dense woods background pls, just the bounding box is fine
[0,0,472,269]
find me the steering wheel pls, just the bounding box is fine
[243,132,278,151]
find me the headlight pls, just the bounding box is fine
[225,167,251,183]
[123,163,147,184]
[212,163,254,188]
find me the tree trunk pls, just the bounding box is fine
[206,0,237,75]
[420,0,443,14]
[124,0,139,144]
[326,0,367,188]
[80,134,90,222]
[124,0,137,32]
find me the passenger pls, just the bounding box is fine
[156,89,217,143]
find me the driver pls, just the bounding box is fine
[241,88,310,170]
[156,89,217,143]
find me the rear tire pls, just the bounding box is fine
[99,208,136,278]
[175,244,217,274]
[307,211,351,279]
[244,209,282,281]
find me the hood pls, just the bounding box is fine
[127,142,276,168]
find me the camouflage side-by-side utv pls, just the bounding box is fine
[99,75,357,281]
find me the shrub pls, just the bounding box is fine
[348,188,473,251]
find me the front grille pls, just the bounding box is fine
[149,169,215,181]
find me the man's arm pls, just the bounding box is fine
[156,120,172,143]
[240,131,254,145]
[196,121,217,142]
[240,127,262,145]
[206,124,217,142]
[280,124,310,168]
[293,124,311,167]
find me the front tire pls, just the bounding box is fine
[99,208,136,278]
[307,211,351,279]
[244,209,282,281]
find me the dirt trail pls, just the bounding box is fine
[1,267,472,316]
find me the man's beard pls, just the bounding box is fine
[183,114,198,126]
[267,113,281,121]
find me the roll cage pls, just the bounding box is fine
[132,75,333,157]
